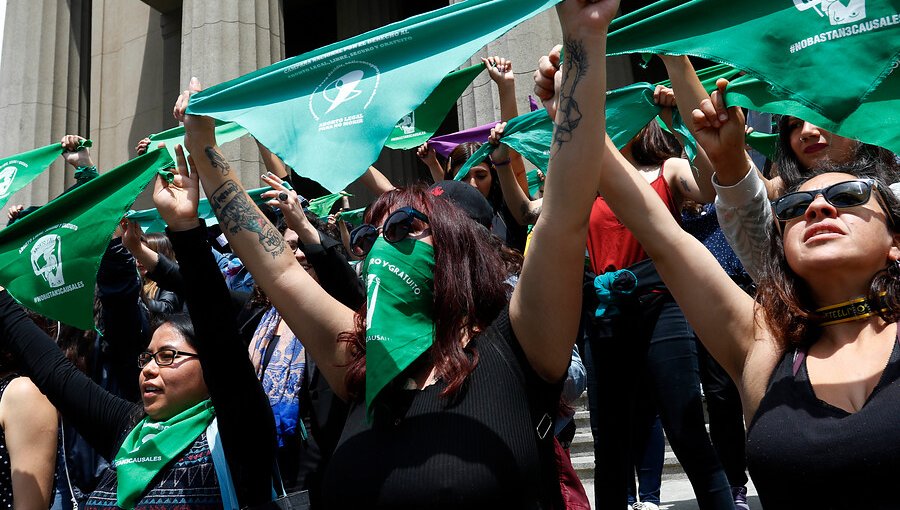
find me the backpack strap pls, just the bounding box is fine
[207,418,240,510]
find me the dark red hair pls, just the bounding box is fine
[340,186,511,402]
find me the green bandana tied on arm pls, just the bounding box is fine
[115,399,216,509]
[0,148,174,329]
[149,120,249,162]
[0,143,66,212]
[363,237,435,421]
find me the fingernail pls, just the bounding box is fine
[719,113,728,121]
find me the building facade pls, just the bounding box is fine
[0,0,636,208]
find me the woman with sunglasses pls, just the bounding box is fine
[172,1,618,506]
[0,144,277,509]
[659,55,900,282]
[592,63,900,504]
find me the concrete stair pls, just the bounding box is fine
[568,390,693,482]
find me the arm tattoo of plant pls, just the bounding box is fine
[210,180,285,258]
[205,146,231,176]
[680,177,692,194]
[520,201,543,225]
[553,38,589,150]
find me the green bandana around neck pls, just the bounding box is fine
[114,399,215,509]
[364,237,435,421]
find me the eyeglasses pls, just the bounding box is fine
[349,206,430,257]
[771,179,881,221]
[138,348,200,368]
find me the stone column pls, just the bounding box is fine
[0,0,90,206]
[180,0,284,189]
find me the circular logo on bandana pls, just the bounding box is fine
[0,165,19,198]
[309,61,380,122]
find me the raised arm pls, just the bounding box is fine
[2,377,57,510]
[490,122,543,225]
[509,0,618,383]
[175,79,356,400]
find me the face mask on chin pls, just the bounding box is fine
[363,236,435,420]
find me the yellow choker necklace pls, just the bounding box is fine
[815,294,888,327]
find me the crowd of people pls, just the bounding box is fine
[0,0,896,508]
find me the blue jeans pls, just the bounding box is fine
[584,294,733,509]
[626,415,664,505]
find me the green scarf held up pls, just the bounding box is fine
[115,399,216,509]
[0,143,65,213]
[364,237,435,421]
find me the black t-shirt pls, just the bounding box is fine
[322,307,562,508]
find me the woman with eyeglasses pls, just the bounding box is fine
[0,144,277,509]
[171,2,618,506]
[591,66,900,505]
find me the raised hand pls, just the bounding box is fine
[60,134,94,168]
[135,137,152,156]
[482,56,515,85]
[488,122,511,165]
[533,45,562,119]
[416,142,439,168]
[653,85,677,108]
[259,172,312,235]
[556,0,621,39]
[174,77,216,155]
[690,79,747,171]
[121,218,144,255]
[153,144,201,232]
[6,205,23,222]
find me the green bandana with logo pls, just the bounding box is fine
[115,399,215,509]
[363,237,435,420]
[0,148,174,329]
[606,0,899,125]
[0,143,65,212]
[185,0,561,192]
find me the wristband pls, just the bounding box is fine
[490,158,511,167]
[74,165,99,181]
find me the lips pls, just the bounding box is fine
[803,222,844,242]
[142,384,162,397]
[804,142,828,154]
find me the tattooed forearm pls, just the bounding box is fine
[205,146,232,176]
[553,38,589,150]
[521,201,543,225]
[210,181,285,258]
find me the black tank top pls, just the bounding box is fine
[0,374,18,509]
[746,335,900,508]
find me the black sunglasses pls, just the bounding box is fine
[349,206,430,257]
[772,179,881,222]
[138,348,200,368]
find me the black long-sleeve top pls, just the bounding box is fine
[0,223,277,507]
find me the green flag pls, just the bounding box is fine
[745,131,779,160]
[454,83,662,181]
[336,206,365,226]
[185,0,561,192]
[385,63,485,150]
[149,120,249,162]
[0,148,174,329]
[0,143,64,212]
[129,185,274,233]
[607,0,900,124]
[726,68,900,155]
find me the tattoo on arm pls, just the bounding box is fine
[680,177,692,194]
[553,38,589,150]
[210,181,285,258]
[205,146,232,176]
[520,201,543,225]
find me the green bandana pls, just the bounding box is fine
[114,399,215,509]
[385,63,486,150]
[185,0,561,192]
[149,120,249,162]
[0,143,65,213]
[0,148,174,329]
[454,82,662,182]
[364,237,435,420]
